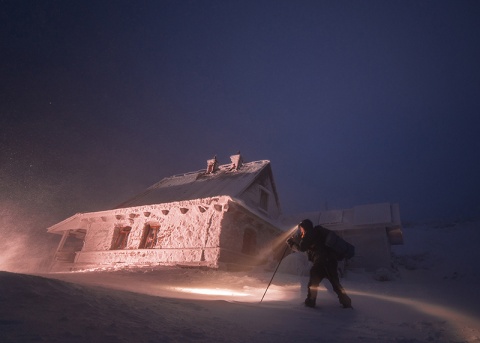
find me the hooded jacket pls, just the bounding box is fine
[295,225,337,263]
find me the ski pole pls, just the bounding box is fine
[260,244,289,303]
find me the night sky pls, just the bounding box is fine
[2,0,480,227]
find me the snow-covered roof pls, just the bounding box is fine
[115,160,272,208]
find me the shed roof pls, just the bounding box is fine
[115,160,275,208]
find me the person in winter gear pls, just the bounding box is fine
[286,219,352,308]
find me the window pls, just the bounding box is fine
[139,225,159,249]
[259,189,269,211]
[111,227,131,250]
[241,228,257,255]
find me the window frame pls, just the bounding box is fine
[139,224,160,249]
[259,186,270,212]
[111,226,132,250]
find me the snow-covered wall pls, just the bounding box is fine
[50,195,283,271]
[67,197,229,269]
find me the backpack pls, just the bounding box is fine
[324,230,355,261]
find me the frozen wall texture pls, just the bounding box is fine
[50,196,282,271]
[70,197,228,269]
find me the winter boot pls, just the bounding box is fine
[339,294,352,308]
[304,298,316,308]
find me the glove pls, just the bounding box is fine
[286,237,295,248]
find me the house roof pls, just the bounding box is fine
[115,160,276,209]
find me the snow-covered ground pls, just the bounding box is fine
[1,220,479,342]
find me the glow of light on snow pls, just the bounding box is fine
[170,283,303,302]
[173,287,250,297]
[256,283,304,302]
[349,289,479,340]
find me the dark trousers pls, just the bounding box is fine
[307,259,351,307]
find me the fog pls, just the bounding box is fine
[2,1,480,227]
[0,200,57,273]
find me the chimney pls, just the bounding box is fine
[206,155,218,174]
[230,151,243,170]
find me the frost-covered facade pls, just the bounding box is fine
[48,154,284,271]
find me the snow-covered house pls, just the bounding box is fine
[283,203,403,272]
[47,154,284,271]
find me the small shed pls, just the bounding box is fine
[282,203,403,272]
[47,153,284,271]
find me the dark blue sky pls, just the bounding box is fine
[1,0,479,224]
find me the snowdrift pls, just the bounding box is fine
[1,221,479,342]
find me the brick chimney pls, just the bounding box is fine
[230,151,243,170]
[206,155,218,174]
